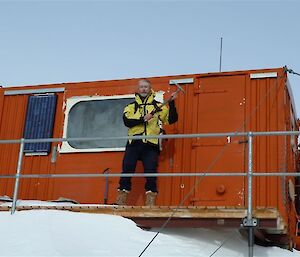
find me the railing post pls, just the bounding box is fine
[247,132,253,223]
[243,132,257,257]
[11,138,25,214]
[247,132,254,257]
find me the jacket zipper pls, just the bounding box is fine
[142,94,151,143]
[143,102,147,143]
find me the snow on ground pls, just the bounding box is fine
[1,208,300,257]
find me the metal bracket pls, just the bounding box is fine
[51,146,58,163]
[169,78,194,85]
[242,218,258,227]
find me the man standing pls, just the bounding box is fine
[116,79,178,206]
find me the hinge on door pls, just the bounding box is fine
[189,197,200,203]
[194,89,227,95]
[192,138,227,147]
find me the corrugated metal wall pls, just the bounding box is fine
[0,91,64,201]
[0,94,28,197]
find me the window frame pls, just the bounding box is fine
[59,94,135,153]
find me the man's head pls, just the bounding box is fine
[137,79,151,97]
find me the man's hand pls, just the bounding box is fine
[144,113,153,122]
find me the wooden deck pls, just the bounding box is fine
[0,204,286,231]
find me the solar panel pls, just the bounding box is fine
[23,94,57,154]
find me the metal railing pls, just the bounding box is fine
[0,131,299,257]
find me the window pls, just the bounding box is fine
[23,94,57,154]
[60,95,134,153]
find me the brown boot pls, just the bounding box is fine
[115,189,129,205]
[145,191,157,207]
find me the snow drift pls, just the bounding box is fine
[1,209,300,256]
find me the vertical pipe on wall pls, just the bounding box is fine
[11,138,25,214]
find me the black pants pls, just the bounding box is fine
[118,141,159,192]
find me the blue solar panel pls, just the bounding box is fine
[23,94,57,153]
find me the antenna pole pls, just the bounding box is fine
[219,37,223,72]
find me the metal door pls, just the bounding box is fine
[189,75,246,206]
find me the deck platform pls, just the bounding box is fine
[0,203,285,231]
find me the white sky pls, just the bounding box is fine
[0,0,299,113]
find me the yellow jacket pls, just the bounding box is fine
[123,91,172,146]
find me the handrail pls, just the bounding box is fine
[0,172,299,179]
[0,130,299,144]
